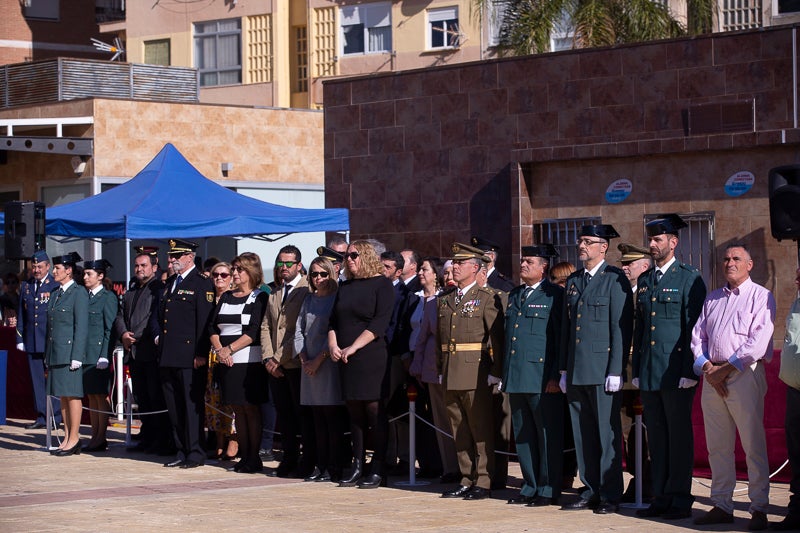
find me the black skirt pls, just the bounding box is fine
[82,364,111,395]
[219,362,268,406]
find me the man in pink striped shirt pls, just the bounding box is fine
[690,243,776,531]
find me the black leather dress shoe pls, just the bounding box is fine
[636,505,666,518]
[772,514,800,530]
[54,440,82,456]
[356,474,385,489]
[528,496,556,507]
[304,467,324,482]
[661,507,692,520]
[164,459,184,468]
[180,460,202,469]
[83,441,108,452]
[25,421,46,430]
[463,486,491,500]
[561,498,596,511]
[507,494,535,505]
[441,485,472,498]
[593,501,619,515]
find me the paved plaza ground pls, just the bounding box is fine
[0,418,793,532]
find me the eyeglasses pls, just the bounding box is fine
[232,266,246,273]
[576,238,605,247]
[212,272,230,279]
[275,261,296,268]
[310,271,330,279]
[167,252,190,259]
[346,252,360,260]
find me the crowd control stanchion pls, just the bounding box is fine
[125,371,134,446]
[621,396,648,510]
[45,394,53,450]
[114,347,124,421]
[394,383,430,487]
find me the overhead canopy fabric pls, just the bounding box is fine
[39,143,348,239]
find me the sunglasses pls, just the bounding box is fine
[275,261,296,268]
[212,272,230,279]
[346,252,360,260]
[167,252,191,259]
[232,266,246,273]
[310,271,330,279]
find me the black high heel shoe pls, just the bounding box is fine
[337,459,363,487]
[55,440,82,456]
[83,440,108,452]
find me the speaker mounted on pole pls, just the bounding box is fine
[768,165,800,242]
[4,201,46,260]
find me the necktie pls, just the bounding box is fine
[523,287,533,300]
[283,284,292,303]
[584,272,592,286]
[89,291,94,300]
[54,287,63,303]
[173,275,183,293]
[455,289,463,305]
[35,280,41,297]
[655,270,663,285]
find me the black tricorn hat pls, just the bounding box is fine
[521,244,559,259]
[83,259,112,272]
[168,239,198,254]
[134,245,159,257]
[316,246,344,263]
[52,251,82,266]
[471,236,501,253]
[646,214,688,237]
[580,224,620,241]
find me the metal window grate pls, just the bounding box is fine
[533,216,602,267]
[722,0,762,31]
[644,212,715,289]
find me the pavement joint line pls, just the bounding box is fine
[0,476,299,508]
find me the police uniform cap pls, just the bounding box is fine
[316,246,344,263]
[52,251,82,266]
[646,214,688,237]
[134,245,159,257]
[470,236,501,253]
[83,259,112,272]
[32,250,49,263]
[617,243,650,263]
[450,242,491,263]
[521,243,559,259]
[580,224,620,241]
[168,239,198,254]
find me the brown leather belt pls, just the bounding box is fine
[441,342,483,352]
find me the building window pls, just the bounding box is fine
[23,0,59,20]
[722,0,762,31]
[644,212,716,290]
[428,7,459,49]
[488,0,508,47]
[295,26,308,93]
[194,18,242,87]
[144,39,170,66]
[340,3,391,55]
[778,0,800,13]
[533,216,602,267]
[245,14,273,84]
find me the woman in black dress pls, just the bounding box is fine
[209,252,269,473]
[328,240,394,488]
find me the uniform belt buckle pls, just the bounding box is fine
[448,342,456,353]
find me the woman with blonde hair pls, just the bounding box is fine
[328,240,394,488]
[210,252,269,473]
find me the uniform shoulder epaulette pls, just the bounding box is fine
[604,264,625,275]
[198,272,209,279]
[679,263,699,273]
[477,285,500,296]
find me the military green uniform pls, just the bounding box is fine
[561,261,632,504]
[633,260,706,512]
[437,282,505,490]
[503,278,564,500]
[45,281,89,398]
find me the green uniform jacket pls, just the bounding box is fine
[502,280,563,394]
[86,288,119,365]
[560,262,632,385]
[633,262,706,390]
[436,284,505,391]
[45,283,89,366]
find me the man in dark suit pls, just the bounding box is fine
[633,214,706,521]
[437,242,505,500]
[472,236,515,293]
[560,225,633,514]
[17,250,62,430]
[401,249,423,294]
[503,244,564,507]
[158,239,215,469]
[115,247,169,454]
[261,245,312,477]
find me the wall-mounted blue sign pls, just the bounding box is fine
[605,179,632,204]
[724,171,755,197]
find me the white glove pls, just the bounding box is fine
[487,375,501,387]
[604,375,622,392]
[678,377,698,388]
[96,357,109,370]
[16,343,25,352]
[559,373,567,394]
[438,374,442,385]
[631,377,640,389]
[69,360,82,371]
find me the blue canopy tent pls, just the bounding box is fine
[2,143,348,280]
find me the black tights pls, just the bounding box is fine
[346,399,388,472]
[312,405,349,473]
[232,403,263,469]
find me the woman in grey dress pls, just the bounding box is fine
[295,257,347,482]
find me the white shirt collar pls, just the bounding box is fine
[586,260,605,278]
[60,279,75,291]
[458,281,477,295]
[657,256,677,275]
[89,286,103,297]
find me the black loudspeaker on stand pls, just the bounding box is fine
[4,201,46,260]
